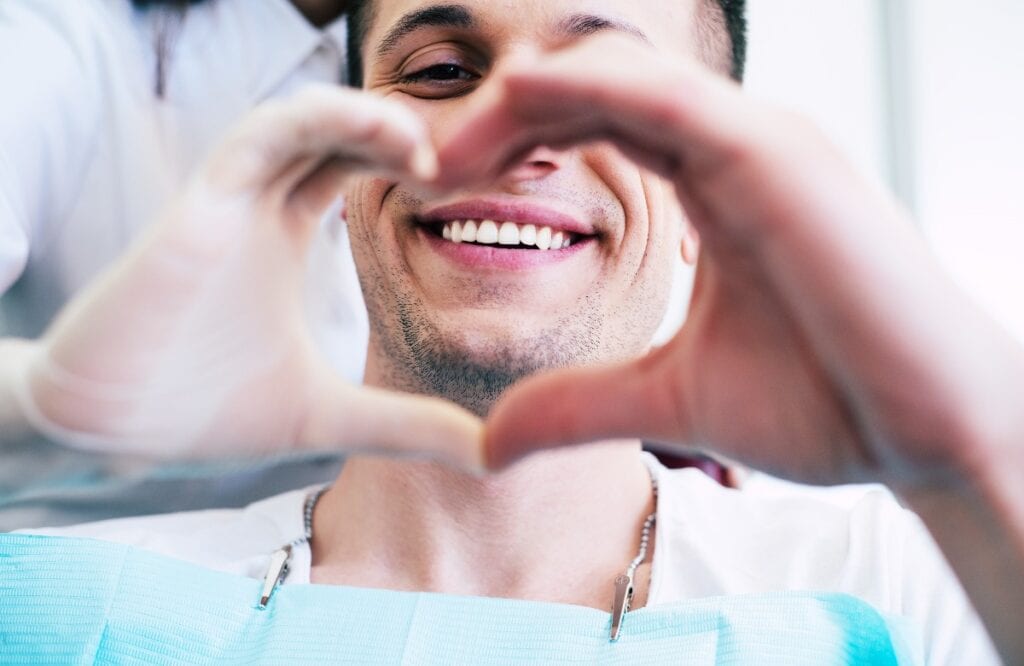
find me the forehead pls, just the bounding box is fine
[364,0,701,57]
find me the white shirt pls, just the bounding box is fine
[29,457,1000,665]
[0,0,365,528]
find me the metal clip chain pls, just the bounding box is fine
[258,485,330,609]
[610,460,659,642]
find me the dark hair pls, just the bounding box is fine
[718,0,747,80]
[347,0,748,87]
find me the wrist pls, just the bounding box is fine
[892,406,1024,518]
[893,423,1024,664]
[885,336,1024,498]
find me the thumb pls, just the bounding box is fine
[299,370,486,471]
[485,350,688,468]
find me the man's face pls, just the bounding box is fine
[346,0,705,414]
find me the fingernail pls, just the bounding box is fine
[410,144,439,181]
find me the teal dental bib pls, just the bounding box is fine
[1,535,919,664]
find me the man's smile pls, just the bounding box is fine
[411,198,600,271]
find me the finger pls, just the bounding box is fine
[435,33,751,191]
[206,84,437,198]
[484,349,688,469]
[286,156,356,219]
[299,368,485,471]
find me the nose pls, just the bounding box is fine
[499,145,566,184]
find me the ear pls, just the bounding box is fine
[681,221,700,265]
[664,189,698,265]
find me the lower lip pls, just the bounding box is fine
[418,227,593,270]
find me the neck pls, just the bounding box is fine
[290,0,346,27]
[314,345,658,607]
[311,444,654,608]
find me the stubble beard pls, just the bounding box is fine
[370,292,605,418]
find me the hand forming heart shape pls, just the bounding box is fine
[10,33,1023,497]
[432,34,1024,494]
[8,86,483,468]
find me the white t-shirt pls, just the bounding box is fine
[29,457,1000,664]
[0,0,365,528]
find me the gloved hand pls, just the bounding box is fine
[7,85,483,467]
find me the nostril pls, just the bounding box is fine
[522,160,558,178]
[501,146,564,183]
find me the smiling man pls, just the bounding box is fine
[7,0,1009,663]
[342,1,713,420]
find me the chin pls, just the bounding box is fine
[399,322,584,418]
[430,313,589,367]
[369,292,607,415]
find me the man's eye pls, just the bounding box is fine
[401,63,476,83]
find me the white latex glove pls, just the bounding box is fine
[5,85,482,467]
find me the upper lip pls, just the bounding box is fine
[416,198,598,236]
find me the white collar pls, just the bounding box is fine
[173,0,349,105]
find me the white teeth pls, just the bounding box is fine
[476,220,499,244]
[498,222,520,245]
[439,219,579,250]
[536,226,552,250]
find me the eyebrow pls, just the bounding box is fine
[376,5,475,58]
[374,5,651,59]
[557,13,651,45]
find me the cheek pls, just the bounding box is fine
[343,177,390,246]
[615,167,682,280]
[611,175,684,350]
[643,177,686,297]
[341,176,409,332]
[342,176,401,287]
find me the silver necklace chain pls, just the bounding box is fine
[298,484,330,546]
[612,459,658,641]
[260,460,659,642]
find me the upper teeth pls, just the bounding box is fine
[440,220,573,250]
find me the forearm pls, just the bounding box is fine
[898,421,1024,663]
[0,337,39,442]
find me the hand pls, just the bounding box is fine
[439,34,1024,659]
[439,34,1024,488]
[11,85,483,467]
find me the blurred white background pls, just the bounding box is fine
[744,0,1024,341]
